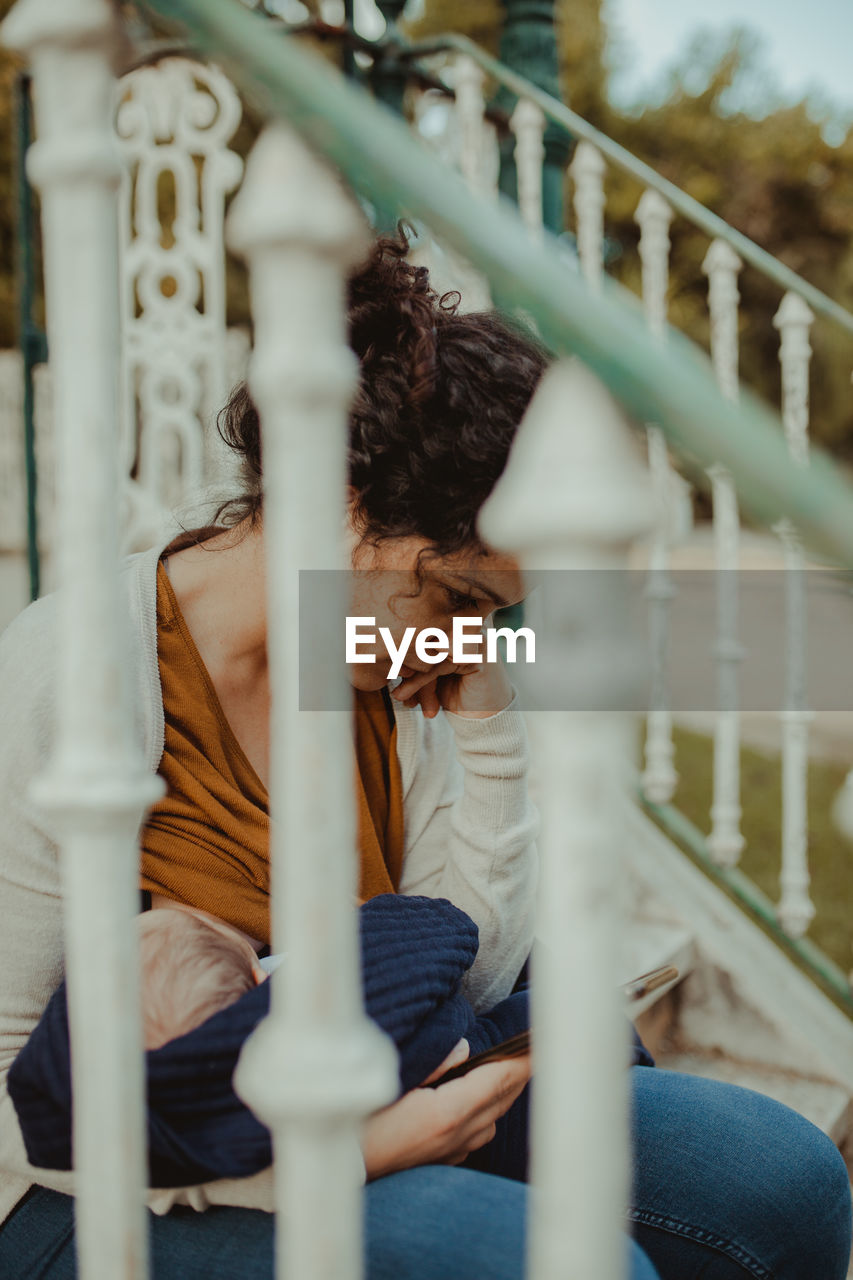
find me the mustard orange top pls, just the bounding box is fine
[140,562,404,944]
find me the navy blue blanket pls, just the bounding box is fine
[8,894,650,1187]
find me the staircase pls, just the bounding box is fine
[621,804,853,1273]
[6,0,853,1275]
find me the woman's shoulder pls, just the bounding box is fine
[0,546,162,726]
[0,592,59,692]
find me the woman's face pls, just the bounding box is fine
[346,533,525,692]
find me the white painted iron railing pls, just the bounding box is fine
[0,2,660,1275]
[417,45,853,950]
[4,3,853,1279]
[2,2,164,1276]
[226,122,399,1280]
[115,56,245,515]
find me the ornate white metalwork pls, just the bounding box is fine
[772,291,815,937]
[702,239,745,866]
[115,57,244,516]
[227,124,397,1280]
[2,3,164,1279]
[511,97,545,241]
[480,360,653,1280]
[571,142,606,292]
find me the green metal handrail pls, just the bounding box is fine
[138,0,853,572]
[643,796,853,1016]
[133,0,853,1014]
[404,32,853,340]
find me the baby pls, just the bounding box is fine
[138,907,270,1051]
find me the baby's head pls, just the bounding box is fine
[138,908,263,1051]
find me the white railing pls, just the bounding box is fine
[0,4,663,1278]
[2,2,164,1278]
[2,9,851,1278]
[226,122,399,1280]
[481,362,653,1280]
[0,51,250,561]
[419,50,853,947]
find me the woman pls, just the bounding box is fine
[0,231,850,1279]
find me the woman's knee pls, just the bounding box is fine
[775,1114,852,1278]
[364,1165,527,1280]
[631,1067,852,1279]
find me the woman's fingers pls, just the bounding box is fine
[446,1121,498,1164]
[432,1055,531,1129]
[421,1038,470,1086]
[391,662,480,706]
[361,1052,530,1180]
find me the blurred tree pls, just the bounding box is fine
[409,0,853,458]
[0,0,850,455]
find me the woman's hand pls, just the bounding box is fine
[390,652,514,720]
[361,1045,531,1181]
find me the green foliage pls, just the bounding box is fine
[412,0,853,459]
[1,0,851,455]
[404,0,505,54]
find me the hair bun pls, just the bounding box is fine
[349,222,455,414]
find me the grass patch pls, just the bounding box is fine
[669,726,853,976]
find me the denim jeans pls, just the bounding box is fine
[1,1067,849,1280]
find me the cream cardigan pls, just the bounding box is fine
[0,541,538,1223]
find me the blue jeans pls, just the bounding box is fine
[1,1068,849,1279]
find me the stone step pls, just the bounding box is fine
[620,921,695,1017]
[657,1050,853,1147]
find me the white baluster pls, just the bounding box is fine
[702,240,745,866]
[635,190,672,341]
[435,56,493,310]
[453,53,487,195]
[703,240,742,403]
[571,142,606,291]
[635,190,678,802]
[227,124,397,1280]
[773,292,816,937]
[642,427,679,802]
[511,98,545,241]
[773,292,813,467]
[480,360,653,1280]
[1,2,163,1278]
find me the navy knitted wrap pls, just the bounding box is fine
[8,894,650,1187]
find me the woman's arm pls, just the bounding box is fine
[362,1052,531,1180]
[394,681,539,1013]
[0,602,76,1200]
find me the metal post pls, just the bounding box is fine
[14,71,46,601]
[228,124,397,1280]
[370,0,408,117]
[481,361,653,1280]
[494,0,571,234]
[3,1,164,1276]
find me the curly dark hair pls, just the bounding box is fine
[215,225,548,556]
